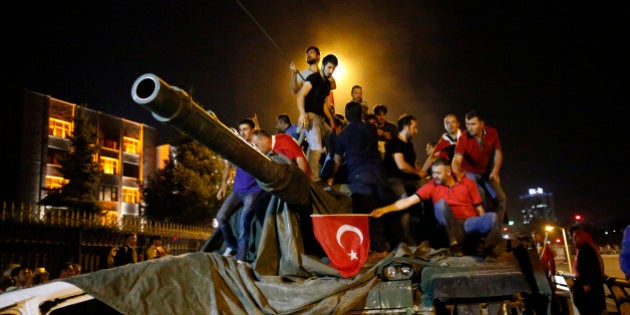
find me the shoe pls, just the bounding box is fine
[450,244,463,257]
[222,247,236,257]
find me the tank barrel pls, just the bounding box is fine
[131,73,303,196]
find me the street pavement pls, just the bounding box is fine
[556,254,623,279]
[555,254,624,314]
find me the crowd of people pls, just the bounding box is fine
[0,261,81,293]
[210,45,510,265]
[0,233,173,294]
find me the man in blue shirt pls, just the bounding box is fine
[275,113,303,143]
[329,101,393,259]
[621,225,630,279]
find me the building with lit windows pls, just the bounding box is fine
[2,87,158,221]
[518,187,557,224]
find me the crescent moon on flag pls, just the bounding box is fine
[336,224,364,249]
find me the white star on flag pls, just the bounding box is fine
[311,214,370,278]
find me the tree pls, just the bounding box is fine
[40,106,102,213]
[142,138,226,225]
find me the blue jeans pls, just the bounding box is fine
[216,190,267,261]
[463,172,507,223]
[433,199,496,245]
[348,168,393,252]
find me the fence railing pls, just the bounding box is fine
[1,201,214,277]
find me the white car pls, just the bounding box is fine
[0,281,103,314]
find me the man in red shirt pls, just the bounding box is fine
[420,113,462,178]
[370,158,497,256]
[452,110,506,225]
[252,129,310,178]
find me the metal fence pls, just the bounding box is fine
[1,201,214,277]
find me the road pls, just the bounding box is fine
[556,254,623,279]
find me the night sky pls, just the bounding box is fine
[5,1,627,224]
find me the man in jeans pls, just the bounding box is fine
[370,157,498,257]
[452,110,507,254]
[216,118,268,264]
[330,101,392,260]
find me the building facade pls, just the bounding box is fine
[2,87,158,221]
[518,187,557,224]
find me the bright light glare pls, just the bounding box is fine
[333,63,345,82]
[545,225,554,232]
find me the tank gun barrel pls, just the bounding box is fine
[131,73,309,204]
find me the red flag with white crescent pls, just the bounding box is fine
[311,214,370,278]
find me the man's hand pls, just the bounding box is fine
[416,169,427,178]
[370,208,386,218]
[289,61,297,73]
[252,113,260,129]
[489,171,501,184]
[298,113,309,130]
[216,185,227,201]
[326,177,334,186]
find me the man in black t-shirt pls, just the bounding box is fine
[296,54,339,183]
[382,114,426,246]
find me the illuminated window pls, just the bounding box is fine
[123,137,140,154]
[45,176,68,188]
[123,187,140,203]
[49,118,72,138]
[100,157,119,175]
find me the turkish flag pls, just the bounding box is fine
[311,214,370,278]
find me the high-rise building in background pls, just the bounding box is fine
[518,187,556,224]
[2,87,158,222]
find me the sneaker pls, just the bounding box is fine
[222,247,236,257]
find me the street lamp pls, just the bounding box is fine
[545,225,573,274]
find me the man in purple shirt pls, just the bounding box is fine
[216,118,268,264]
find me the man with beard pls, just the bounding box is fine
[382,114,426,246]
[371,157,498,257]
[350,85,369,120]
[296,54,339,183]
[290,46,336,94]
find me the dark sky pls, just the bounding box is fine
[5,1,627,224]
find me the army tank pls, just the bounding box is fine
[0,74,555,315]
[127,73,555,314]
